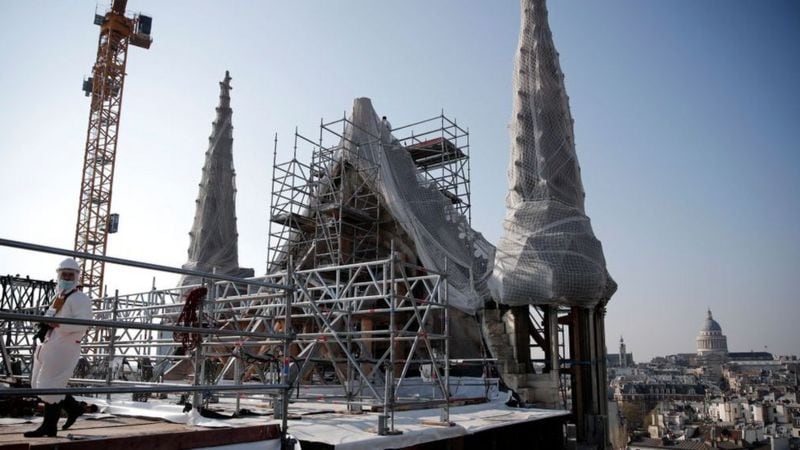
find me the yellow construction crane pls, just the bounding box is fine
[74,0,152,299]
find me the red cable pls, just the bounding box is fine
[173,287,208,351]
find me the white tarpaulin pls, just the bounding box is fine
[339,98,495,314]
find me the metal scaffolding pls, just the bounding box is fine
[263,111,482,417]
[0,237,458,437]
[0,238,297,447]
[0,276,55,376]
[1,111,478,438]
[268,116,384,273]
[268,112,471,273]
[528,305,572,409]
[392,113,471,223]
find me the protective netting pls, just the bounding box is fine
[489,0,616,307]
[181,72,249,286]
[340,98,495,314]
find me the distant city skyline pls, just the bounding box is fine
[617,308,784,363]
[1,1,798,360]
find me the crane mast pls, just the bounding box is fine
[74,0,151,299]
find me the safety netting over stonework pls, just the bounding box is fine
[489,0,616,308]
[340,98,495,314]
[181,72,246,287]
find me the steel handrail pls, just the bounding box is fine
[0,311,291,340]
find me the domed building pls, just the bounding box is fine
[696,309,728,357]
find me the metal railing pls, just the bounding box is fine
[0,237,296,448]
[1,237,459,442]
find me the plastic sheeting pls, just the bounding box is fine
[278,397,567,450]
[181,71,250,286]
[195,441,284,450]
[490,0,616,307]
[340,98,495,314]
[81,396,565,450]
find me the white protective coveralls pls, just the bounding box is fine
[31,289,92,403]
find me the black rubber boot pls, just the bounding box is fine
[61,394,84,430]
[24,401,60,438]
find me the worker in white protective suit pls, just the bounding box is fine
[24,258,93,438]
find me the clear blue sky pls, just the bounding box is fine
[0,1,797,360]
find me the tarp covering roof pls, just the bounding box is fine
[340,98,495,314]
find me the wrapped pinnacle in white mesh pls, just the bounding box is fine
[490,0,616,307]
[181,72,249,287]
[341,98,495,314]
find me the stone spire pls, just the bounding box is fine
[180,71,252,286]
[491,0,615,307]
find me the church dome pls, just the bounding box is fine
[696,309,728,357]
[701,312,722,332]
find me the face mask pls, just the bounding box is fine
[58,280,77,292]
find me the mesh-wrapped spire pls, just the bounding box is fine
[490,0,616,307]
[180,71,252,286]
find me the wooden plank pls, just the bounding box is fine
[0,418,280,450]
